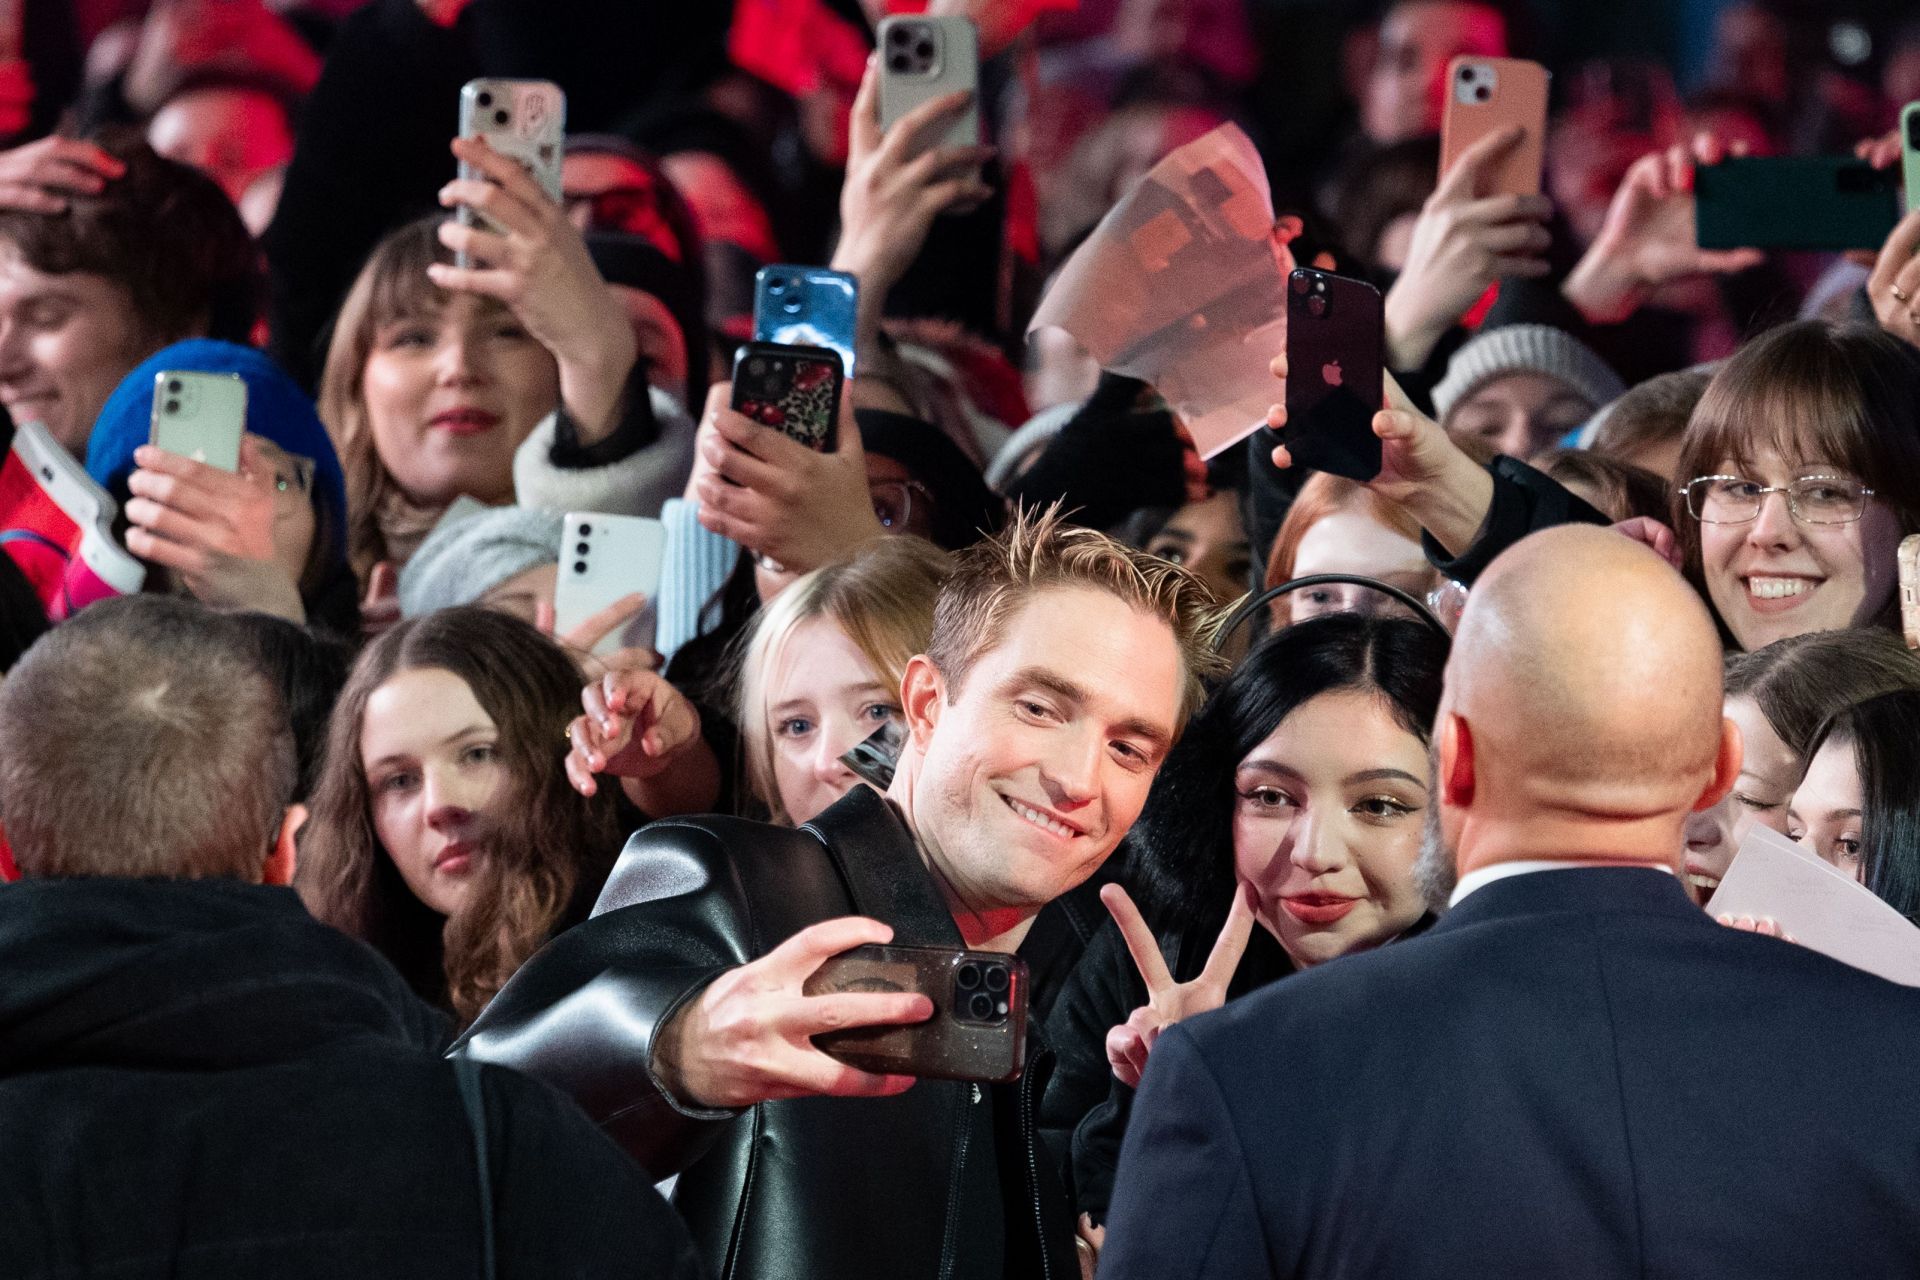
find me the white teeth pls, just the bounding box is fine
[1687,873,1721,891]
[1749,577,1812,600]
[1007,798,1074,839]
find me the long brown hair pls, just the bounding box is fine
[299,607,625,1024]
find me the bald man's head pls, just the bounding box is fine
[1438,526,1733,861]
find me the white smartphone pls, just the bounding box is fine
[148,371,246,472]
[876,15,980,149]
[456,78,566,267]
[554,512,666,656]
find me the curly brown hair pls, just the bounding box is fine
[298,607,626,1024]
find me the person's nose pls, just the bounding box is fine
[1745,488,1801,551]
[422,763,484,829]
[0,320,31,381]
[432,330,485,388]
[1038,724,1103,812]
[810,724,860,788]
[1495,413,1535,462]
[1285,809,1346,876]
[1683,803,1727,853]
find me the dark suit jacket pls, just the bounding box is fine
[1101,866,1920,1279]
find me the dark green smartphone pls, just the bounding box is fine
[1695,156,1900,252]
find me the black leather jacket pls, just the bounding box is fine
[453,786,1082,1280]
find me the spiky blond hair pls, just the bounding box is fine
[926,504,1233,725]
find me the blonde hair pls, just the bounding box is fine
[735,537,954,823]
[926,504,1231,725]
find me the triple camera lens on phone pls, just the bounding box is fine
[885,21,939,75]
[1291,270,1332,318]
[954,960,1011,1025]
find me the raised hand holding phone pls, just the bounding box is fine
[1563,132,1765,326]
[1864,209,1920,351]
[1100,882,1255,1088]
[432,134,637,444]
[123,436,303,622]
[650,916,934,1109]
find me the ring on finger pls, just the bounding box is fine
[1894,284,1911,303]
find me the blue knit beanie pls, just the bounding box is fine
[84,340,349,564]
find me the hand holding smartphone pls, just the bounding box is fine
[1900,533,1920,650]
[149,371,246,472]
[731,342,846,452]
[455,78,565,266]
[553,512,666,656]
[804,943,1027,1083]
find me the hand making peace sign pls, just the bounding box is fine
[1100,881,1257,1088]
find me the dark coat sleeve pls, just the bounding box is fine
[1097,1024,1271,1279]
[1423,454,1611,586]
[1037,921,1145,1213]
[479,1063,713,1279]
[450,820,756,1181]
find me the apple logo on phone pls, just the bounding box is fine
[1322,360,1343,388]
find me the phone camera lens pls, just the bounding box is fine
[782,297,803,314]
[887,25,911,46]
[578,522,592,536]
[956,963,981,990]
[889,53,912,73]
[915,40,935,61]
[1474,85,1491,102]
[493,109,510,126]
[168,379,182,393]
[768,279,787,294]
[984,965,1008,993]
[772,360,786,373]
[573,560,588,574]
[476,92,493,107]
[968,992,996,1020]
[164,399,180,414]
[575,542,590,556]
[1459,67,1474,82]
[746,358,765,377]
[1307,295,1328,318]
[1289,272,1311,296]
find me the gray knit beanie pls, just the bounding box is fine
[1432,324,1628,425]
[399,501,564,618]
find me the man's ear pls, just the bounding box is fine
[1437,713,1475,809]
[1692,716,1743,814]
[899,654,945,749]
[261,804,307,887]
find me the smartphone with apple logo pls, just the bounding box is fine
[1277,268,1383,482]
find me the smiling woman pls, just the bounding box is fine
[299,607,630,1025]
[1797,691,1920,923]
[1040,611,1448,1224]
[1672,321,1920,653]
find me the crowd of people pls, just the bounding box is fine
[5,0,1920,1276]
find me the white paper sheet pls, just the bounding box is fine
[1704,823,1920,986]
[1027,124,1286,459]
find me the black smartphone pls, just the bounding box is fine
[802,944,1027,1083]
[1695,157,1900,251]
[1275,268,1384,482]
[730,342,845,452]
[753,266,859,378]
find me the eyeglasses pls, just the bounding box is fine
[869,479,932,532]
[1680,474,1876,527]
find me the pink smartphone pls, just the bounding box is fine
[1440,56,1550,197]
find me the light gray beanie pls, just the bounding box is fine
[1431,324,1627,425]
[399,500,564,618]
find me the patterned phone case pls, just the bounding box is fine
[803,944,1028,1083]
[730,343,844,452]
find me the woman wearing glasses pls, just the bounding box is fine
[84,339,360,635]
[1670,321,1920,652]
[1264,320,1920,655]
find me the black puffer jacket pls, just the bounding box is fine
[455,785,1086,1280]
[0,877,704,1280]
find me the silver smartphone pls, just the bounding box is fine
[149,371,246,472]
[456,78,566,267]
[876,15,980,149]
[554,512,667,655]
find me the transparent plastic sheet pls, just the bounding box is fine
[1028,124,1286,459]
